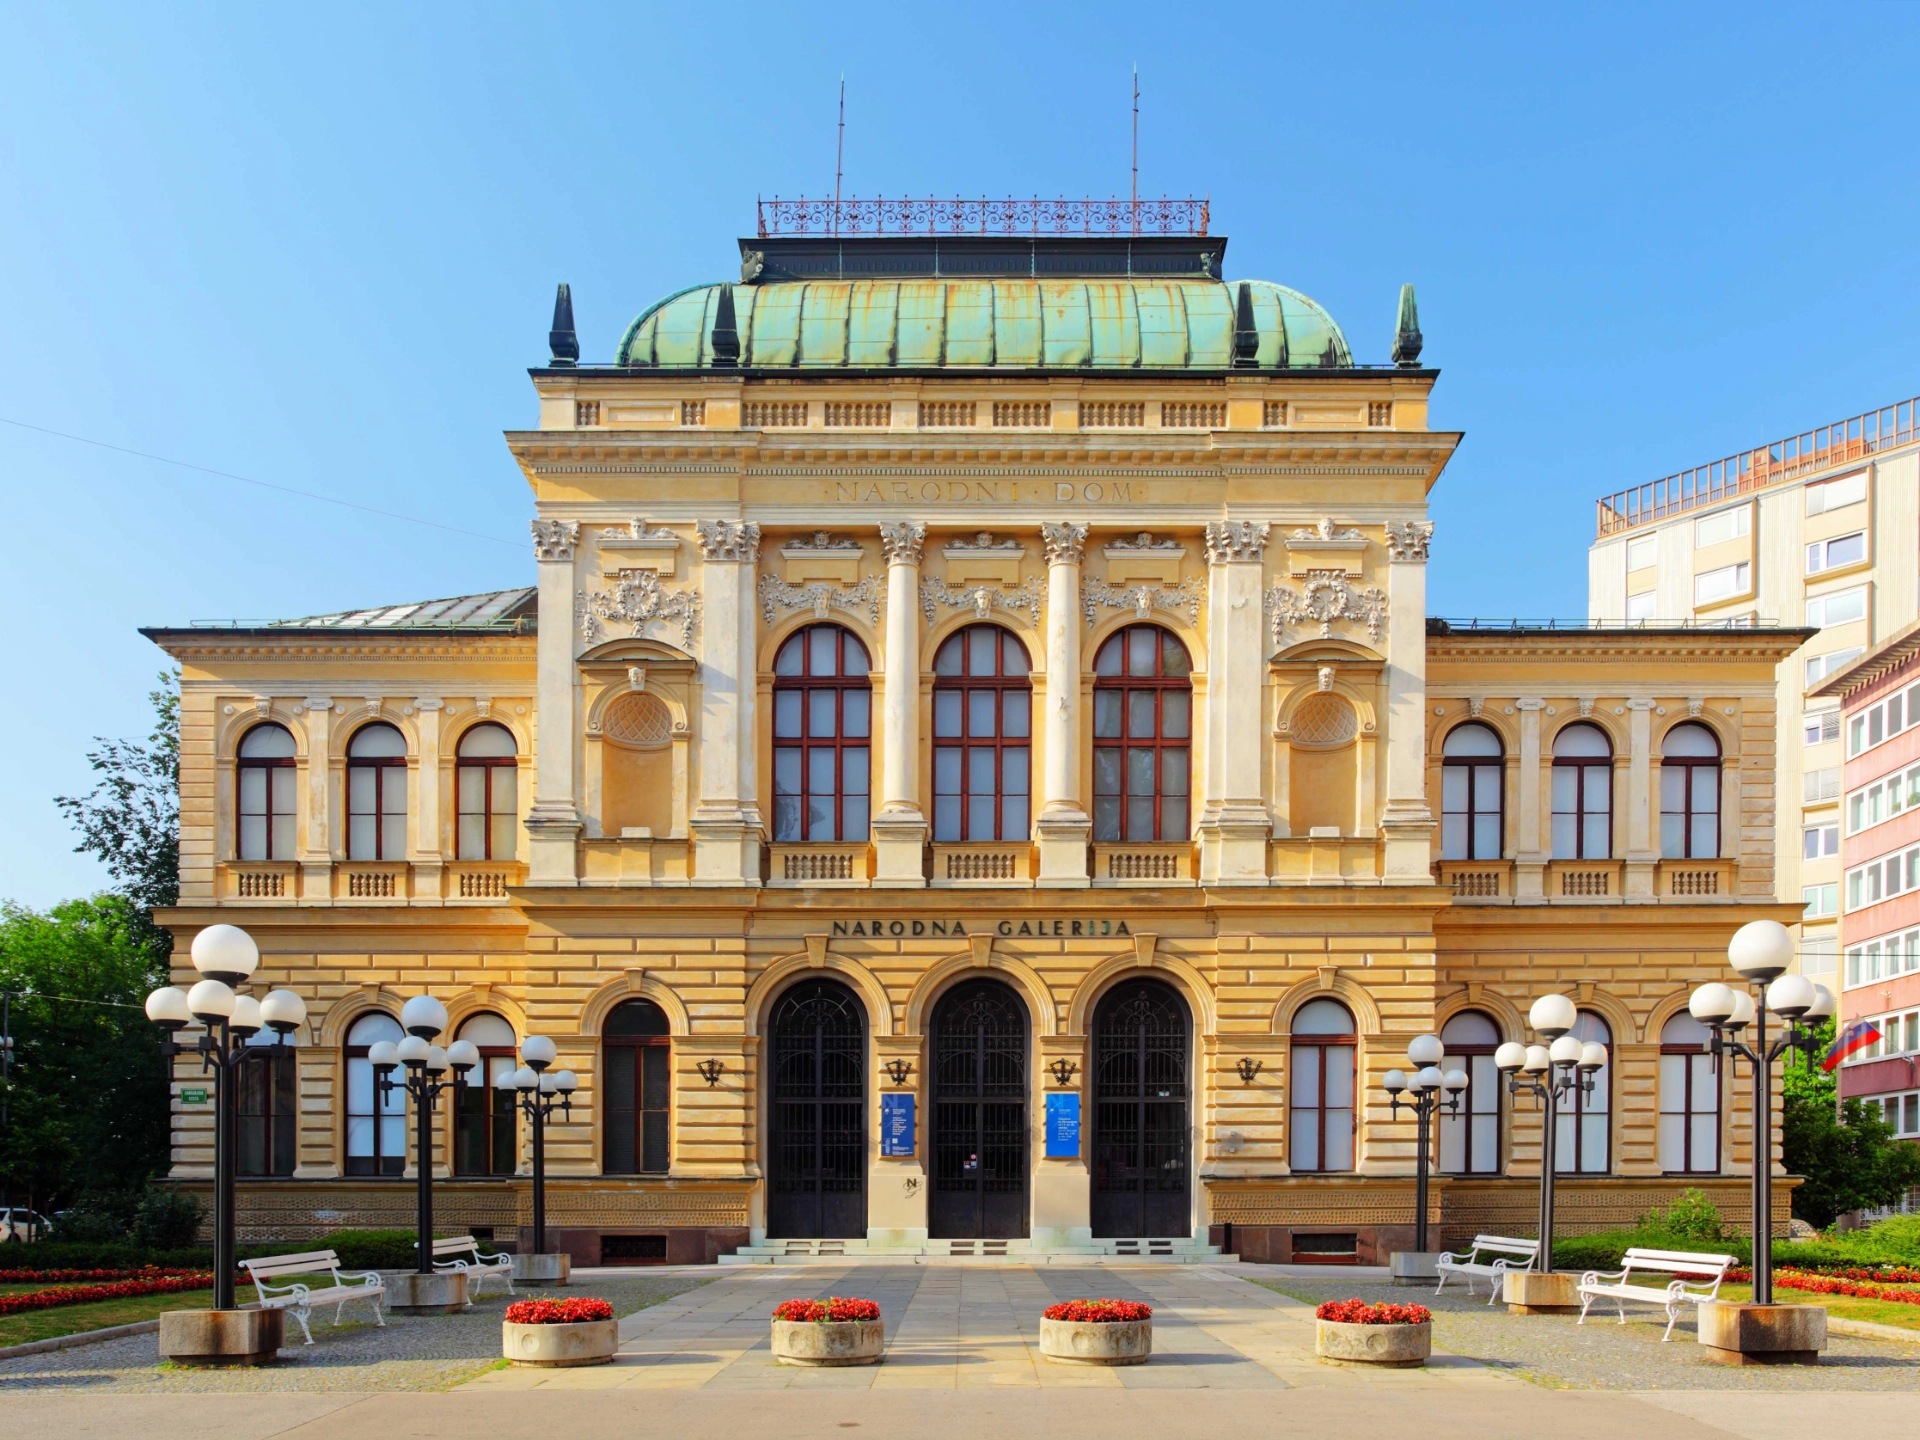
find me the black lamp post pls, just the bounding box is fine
[1688,921,1834,1305]
[498,1035,575,1256]
[144,925,306,1312]
[1494,994,1608,1276]
[1383,1033,1465,1256]
[368,996,476,1274]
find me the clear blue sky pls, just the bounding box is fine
[5,3,1917,906]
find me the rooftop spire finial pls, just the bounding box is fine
[1392,283,1423,367]
[548,283,579,367]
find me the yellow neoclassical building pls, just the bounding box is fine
[148,213,1806,1265]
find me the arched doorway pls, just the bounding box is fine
[767,979,867,1239]
[1091,978,1190,1238]
[929,979,1029,1240]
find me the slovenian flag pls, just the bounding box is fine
[1822,1019,1883,1072]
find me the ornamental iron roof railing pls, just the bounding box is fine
[756,195,1209,238]
[1428,616,1789,634]
[1595,396,1920,538]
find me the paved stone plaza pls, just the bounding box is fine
[0,1264,1916,1440]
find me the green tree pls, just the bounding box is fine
[0,897,170,1221]
[1781,1019,1920,1228]
[53,671,180,959]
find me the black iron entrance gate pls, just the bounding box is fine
[929,979,1029,1239]
[768,979,867,1239]
[1090,978,1190,1238]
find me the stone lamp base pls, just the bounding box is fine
[384,1270,468,1315]
[511,1253,572,1287]
[158,1308,284,1366]
[1698,1302,1827,1365]
[1389,1252,1441,1287]
[1504,1271,1580,1314]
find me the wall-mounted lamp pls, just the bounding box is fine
[1236,1057,1264,1085]
[883,1058,914,1086]
[1047,1058,1079,1087]
[695,1059,725,1087]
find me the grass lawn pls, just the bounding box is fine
[1716,1280,1920,1332]
[0,1286,216,1348]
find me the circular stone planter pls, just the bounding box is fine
[771,1318,886,1366]
[1038,1316,1153,1366]
[1314,1319,1431,1367]
[502,1318,619,1367]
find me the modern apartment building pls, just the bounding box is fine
[1813,625,1920,1140]
[1590,399,1920,980]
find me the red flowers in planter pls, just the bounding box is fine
[504,1297,615,1325]
[1316,1299,1431,1325]
[1042,1299,1152,1323]
[772,1297,881,1323]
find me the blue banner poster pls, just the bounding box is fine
[881,1092,916,1157]
[1045,1093,1081,1158]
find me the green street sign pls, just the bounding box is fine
[179,1089,208,1104]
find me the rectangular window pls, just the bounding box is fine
[1694,562,1750,605]
[1808,647,1865,687]
[1807,530,1866,574]
[1694,507,1750,547]
[1805,882,1837,917]
[1806,472,1868,515]
[1626,534,1657,572]
[236,1044,298,1177]
[1625,590,1657,621]
[1804,709,1840,745]
[1804,766,1840,802]
[1803,824,1838,859]
[1802,934,1837,976]
[1806,586,1868,629]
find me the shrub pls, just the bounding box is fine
[773,1297,882,1322]
[47,1192,140,1245]
[133,1189,202,1251]
[1316,1299,1430,1324]
[505,1297,614,1325]
[1639,1188,1724,1243]
[320,1229,424,1270]
[1041,1299,1151,1323]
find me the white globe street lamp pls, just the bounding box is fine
[1496,994,1607,1277]
[372,997,476,1275]
[505,1036,575,1257]
[1383,1033,1462,1265]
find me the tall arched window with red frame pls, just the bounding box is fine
[237,723,297,861]
[456,722,518,860]
[1091,625,1192,843]
[772,625,871,843]
[346,722,408,860]
[932,625,1032,842]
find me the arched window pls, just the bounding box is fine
[1554,1010,1611,1173]
[1551,724,1613,860]
[1441,724,1504,861]
[1659,1011,1719,1173]
[453,1013,517,1176]
[347,723,408,860]
[604,999,671,1175]
[1092,625,1192,843]
[932,625,1032,842]
[237,723,296,861]
[1660,723,1722,860]
[456,724,518,861]
[772,625,871,844]
[1289,999,1356,1173]
[344,1011,406,1176]
[236,1032,297,1177]
[1438,1010,1501,1175]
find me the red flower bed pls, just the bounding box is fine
[1735,1269,1920,1307]
[0,1268,202,1284]
[1315,1299,1432,1325]
[503,1297,615,1325]
[1042,1299,1152,1323]
[0,1272,217,1316]
[772,1296,881,1323]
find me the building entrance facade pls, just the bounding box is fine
[928,979,1029,1240]
[1090,979,1191,1238]
[767,979,868,1239]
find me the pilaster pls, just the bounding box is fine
[1198,520,1271,886]
[1625,696,1656,898]
[412,697,446,904]
[1380,519,1436,883]
[691,520,763,887]
[1036,522,1090,887]
[526,519,582,885]
[300,695,334,902]
[1514,696,1546,900]
[873,521,928,887]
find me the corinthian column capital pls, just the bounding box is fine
[1040,522,1088,566]
[695,520,761,564]
[879,521,927,566]
[1204,520,1271,564]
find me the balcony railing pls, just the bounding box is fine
[756,196,1209,238]
[1596,396,1920,537]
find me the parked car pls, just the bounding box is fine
[1,1208,50,1241]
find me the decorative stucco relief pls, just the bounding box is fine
[1264,570,1388,642]
[579,570,702,649]
[759,573,885,628]
[878,521,927,566]
[1204,520,1271,563]
[1039,522,1089,566]
[530,519,579,562]
[1385,519,1435,562]
[694,520,761,564]
[1080,576,1204,629]
[920,576,1042,627]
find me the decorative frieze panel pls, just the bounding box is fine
[1284,518,1367,577]
[1265,571,1388,643]
[943,532,1026,584]
[579,570,702,649]
[1103,531,1185,584]
[598,518,680,575]
[759,573,884,628]
[920,576,1042,628]
[1081,576,1204,629]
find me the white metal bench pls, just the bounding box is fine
[241,1248,386,1345]
[429,1235,515,1302]
[1577,1246,1736,1341]
[1434,1234,1540,1304]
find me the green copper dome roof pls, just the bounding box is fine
[614,279,1351,371]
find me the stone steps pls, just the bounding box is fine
[717,1237,1232,1267]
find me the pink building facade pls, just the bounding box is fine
[1819,624,1920,1138]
